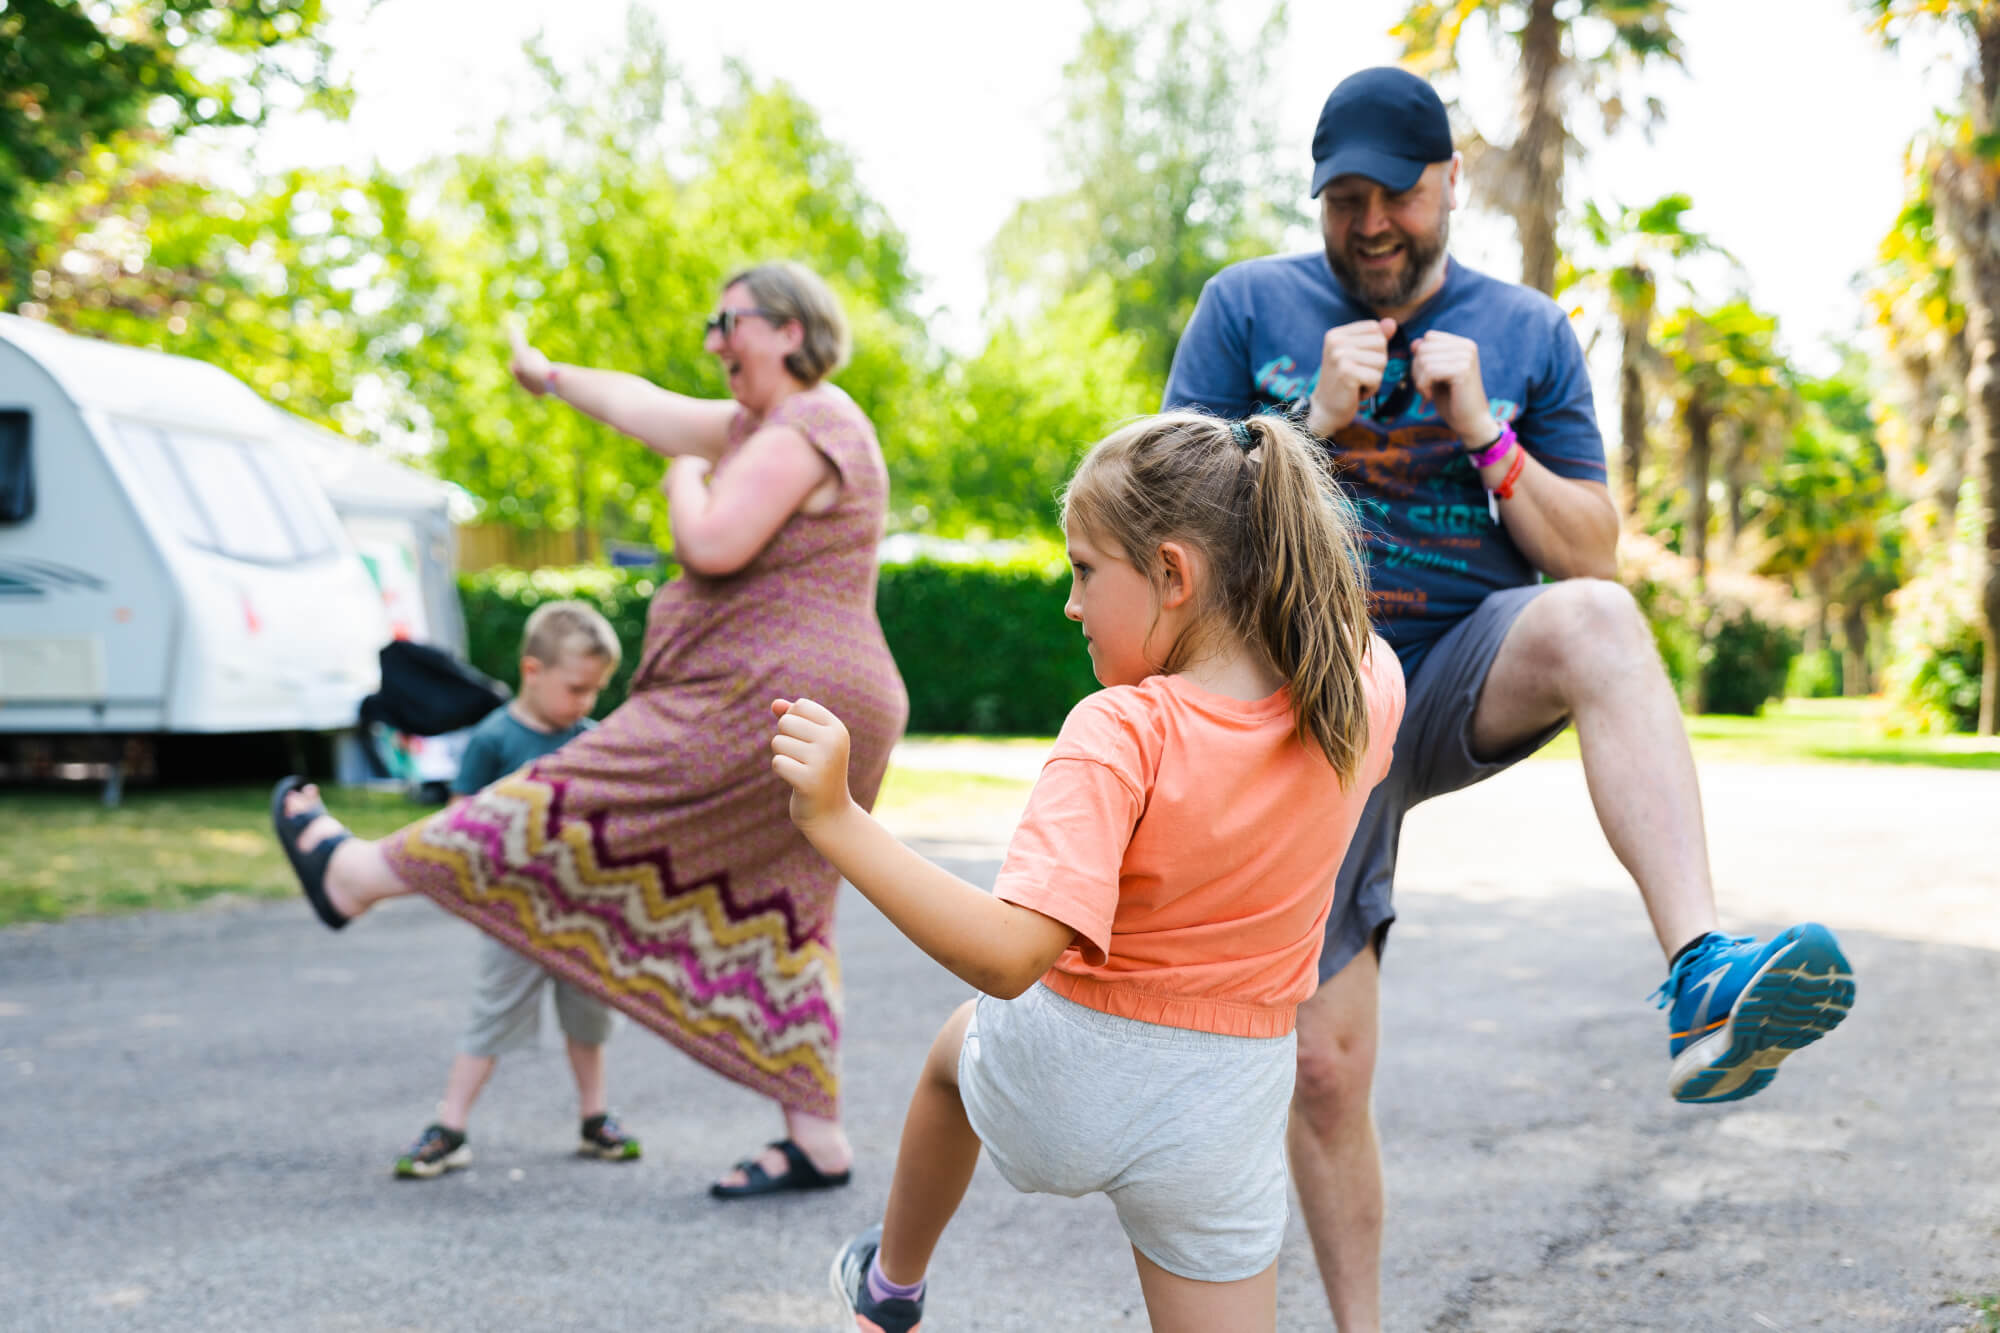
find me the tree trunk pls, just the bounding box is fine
[1618,311,1648,518]
[1841,603,1871,697]
[1937,8,2000,734]
[1513,0,1565,296]
[1722,425,1748,564]
[1684,399,1714,577]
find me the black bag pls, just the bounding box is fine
[357,640,511,738]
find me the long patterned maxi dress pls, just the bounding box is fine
[378,383,909,1119]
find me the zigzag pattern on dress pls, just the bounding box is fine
[403,772,842,1114]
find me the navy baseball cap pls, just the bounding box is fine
[1310,67,1454,198]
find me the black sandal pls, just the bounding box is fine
[708,1138,851,1200]
[271,775,352,931]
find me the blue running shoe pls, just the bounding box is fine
[829,1223,924,1333]
[1654,923,1855,1104]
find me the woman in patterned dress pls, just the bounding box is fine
[271,261,909,1195]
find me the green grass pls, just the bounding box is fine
[1533,697,2000,771]
[0,786,417,927]
[0,769,1028,928]
[1948,1292,2000,1332]
[2,699,1994,928]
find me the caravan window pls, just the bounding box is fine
[172,431,303,563]
[244,445,337,560]
[108,421,336,565]
[111,422,218,548]
[0,410,30,523]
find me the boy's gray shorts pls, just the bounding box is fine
[957,983,1296,1283]
[1321,583,1568,982]
[460,935,616,1057]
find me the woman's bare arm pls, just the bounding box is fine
[509,327,735,461]
[667,424,838,577]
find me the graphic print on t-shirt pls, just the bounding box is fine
[1163,253,1607,676]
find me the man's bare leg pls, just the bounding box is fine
[1289,948,1383,1332]
[1469,580,1719,958]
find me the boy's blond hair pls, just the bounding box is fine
[521,600,621,670]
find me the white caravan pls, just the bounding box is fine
[0,314,388,742]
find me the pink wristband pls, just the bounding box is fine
[1468,422,1516,470]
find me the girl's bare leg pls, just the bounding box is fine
[284,784,413,918]
[1131,1249,1277,1333]
[876,998,982,1285]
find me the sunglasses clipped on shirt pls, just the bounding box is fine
[703,306,782,340]
[1361,329,1416,423]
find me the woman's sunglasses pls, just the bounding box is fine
[703,306,781,339]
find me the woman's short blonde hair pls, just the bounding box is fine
[724,261,851,385]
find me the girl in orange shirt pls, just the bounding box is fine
[771,411,1405,1332]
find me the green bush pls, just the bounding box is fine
[459,554,1098,735]
[1618,532,1802,715]
[1784,648,1843,700]
[1698,610,1799,716]
[1882,498,1988,734]
[877,555,1097,733]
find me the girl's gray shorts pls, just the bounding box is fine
[957,982,1296,1283]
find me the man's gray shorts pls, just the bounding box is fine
[1320,583,1568,982]
[460,935,617,1057]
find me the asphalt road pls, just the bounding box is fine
[3,759,1997,1331]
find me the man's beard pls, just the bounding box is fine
[1326,208,1450,311]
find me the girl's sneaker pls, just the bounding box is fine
[393,1123,471,1179]
[1655,923,1855,1103]
[577,1111,642,1162]
[830,1224,924,1332]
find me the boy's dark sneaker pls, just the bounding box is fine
[1656,923,1856,1104]
[577,1111,642,1162]
[393,1123,471,1179]
[829,1223,924,1333]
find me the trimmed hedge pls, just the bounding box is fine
[459,555,1097,734]
[460,540,1809,734]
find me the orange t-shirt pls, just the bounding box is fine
[992,637,1405,1038]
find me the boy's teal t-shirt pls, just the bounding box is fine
[450,705,593,797]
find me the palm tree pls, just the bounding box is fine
[1563,192,1730,517]
[1868,0,2000,733]
[1867,166,1971,525]
[1395,0,1685,295]
[1656,300,1792,578]
[1749,374,1902,693]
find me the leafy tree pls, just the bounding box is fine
[16,148,433,435]
[1866,167,1970,526]
[1395,0,1684,295]
[0,0,342,300]
[1562,191,1729,516]
[1656,299,1792,576]
[1750,363,1903,691]
[1868,0,2000,733]
[894,280,1157,538]
[989,0,1300,383]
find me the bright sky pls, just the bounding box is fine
[265,0,1962,374]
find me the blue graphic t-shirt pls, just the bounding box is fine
[1163,253,1606,676]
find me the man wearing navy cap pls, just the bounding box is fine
[1165,66,1856,1329]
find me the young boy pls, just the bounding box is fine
[393,600,643,1179]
